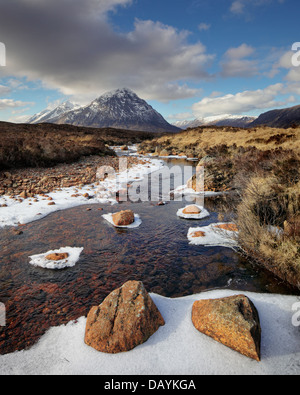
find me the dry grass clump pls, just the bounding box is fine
[236,174,300,288]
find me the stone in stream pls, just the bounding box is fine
[84,280,165,353]
[112,210,135,226]
[182,205,201,215]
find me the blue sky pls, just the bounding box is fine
[0,0,299,123]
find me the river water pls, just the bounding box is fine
[0,154,298,354]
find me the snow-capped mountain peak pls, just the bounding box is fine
[53,88,180,133]
[28,100,81,124]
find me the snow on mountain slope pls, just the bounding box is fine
[55,88,180,133]
[27,89,180,133]
[174,114,257,129]
[28,101,81,124]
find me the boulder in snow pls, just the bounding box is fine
[192,294,261,361]
[84,280,165,353]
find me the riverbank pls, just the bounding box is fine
[0,153,164,228]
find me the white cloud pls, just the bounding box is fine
[230,1,246,14]
[0,85,11,96]
[225,44,255,59]
[230,0,286,16]
[0,0,214,103]
[269,49,300,83]
[220,44,258,78]
[192,83,287,117]
[198,23,211,31]
[0,99,34,110]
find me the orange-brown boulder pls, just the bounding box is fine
[192,294,261,361]
[45,252,69,261]
[84,280,165,353]
[112,210,135,226]
[182,205,201,215]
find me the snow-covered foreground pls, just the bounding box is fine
[1,289,299,375]
[0,157,164,228]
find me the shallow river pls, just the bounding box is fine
[0,155,298,354]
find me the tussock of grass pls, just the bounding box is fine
[236,176,300,288]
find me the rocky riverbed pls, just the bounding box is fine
[0,155,143,199]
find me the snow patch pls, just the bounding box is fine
[29,247,84,270]
[187,223,238,248]
[173,184,223,197]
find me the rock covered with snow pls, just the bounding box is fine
[84,280,165,353]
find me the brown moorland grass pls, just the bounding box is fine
[139,125,300,156]
[0,121,156,170]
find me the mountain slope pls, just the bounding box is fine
[250,104,300,128]
[54,88,180,133]
[173,114,257,129]
[28,101,81,124]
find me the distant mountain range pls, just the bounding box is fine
[174,104,300,130]
[27,90,300,132]
[28,88,180,133]
[249,104,300,128]
[173,114,257,129]
[27,101,81,124]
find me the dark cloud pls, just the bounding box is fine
[0,0,214,102]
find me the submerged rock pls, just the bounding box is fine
[192,294,261,361]
[84,280,165,353]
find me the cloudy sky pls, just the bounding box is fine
[0,0,299,123]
